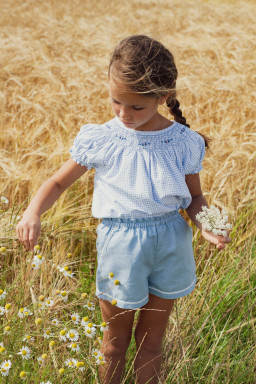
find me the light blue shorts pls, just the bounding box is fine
[95,211,197,309]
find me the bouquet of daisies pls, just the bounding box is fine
[196,205,232,237]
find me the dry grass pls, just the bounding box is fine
[0,0,256,382]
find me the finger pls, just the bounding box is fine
[22,228,30,250]
[29,229,37,250]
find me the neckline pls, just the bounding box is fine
[114,116,178,135]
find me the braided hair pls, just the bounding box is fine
[108,34,210,148]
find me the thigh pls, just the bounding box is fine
[134,294,176,340]
[99,299,136,346]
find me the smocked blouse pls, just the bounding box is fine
[69,116,206,219]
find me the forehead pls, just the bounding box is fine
[108,78,155,105]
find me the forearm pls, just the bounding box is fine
[185,195,209,231]
[23,178,64,218]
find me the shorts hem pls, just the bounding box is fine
[148,275,197,299]
[95,290,149,309]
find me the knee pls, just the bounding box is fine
[135,330,163,355]
[104,333,132,357]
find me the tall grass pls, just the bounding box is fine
[0,0,255,382]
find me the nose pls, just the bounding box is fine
[119,106,131,120]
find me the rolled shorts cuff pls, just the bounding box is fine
[148,274,197,299]
[95,289,149,310]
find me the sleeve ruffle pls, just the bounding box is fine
[69,124,105,170]
[182,129,206,175]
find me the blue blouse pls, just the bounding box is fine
[69,116,205,219]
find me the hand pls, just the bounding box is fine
[201,229,232,250]
[16,212,41,251]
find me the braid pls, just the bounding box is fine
[166,93,190,128]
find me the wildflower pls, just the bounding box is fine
[20,371,27,378]
[37,356,44,365]
[68,342,80,352]
[58,290,69,302]
[99,322,109,332]
[92,348,101,359]
[0,196,9,204]
[35,318,43,325]
[71,312,80,324]
[31,260,40,270]
[84,327,96,339]
[5,303,11,312]
[108,272,114,279]
[0,342,6,354]
[34,244,40,253]
[67,329,79,342]
[84,301,95,311]
[195,205,232,237]
[43,330,54,339]
[81,292,87,299]
[44,298,54,307]
[81,316,90,327]
[49,341,56,347]
[41,353,48,359]
[18,307,33,319]
[96,355,106,366]
[40,382,52,384]
[114,280,120,285]
[0,289,7,300]
[59,329,68,342]
[1,360,12,370]
[64,269,75,278]
[17,346,32,360]
[65,358,78,368]
[59,368,65,375]
[51,318,60,326]
[111,299,117,306]
[0,306,6,316]
[39,295,45,301]
[33,254,45,264]
[4,326,11,334]
[67,253,72,258]
[23,335,35,343]
[76,361,85,371]
[94,336,102,347]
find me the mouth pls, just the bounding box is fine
[122,120,133,125]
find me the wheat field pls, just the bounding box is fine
[0,0,255,383]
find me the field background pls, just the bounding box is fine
[0,0,255,383]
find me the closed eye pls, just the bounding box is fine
[112,100,144,110]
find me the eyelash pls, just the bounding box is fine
[113,101,144,111]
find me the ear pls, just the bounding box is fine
[158,93,171,105]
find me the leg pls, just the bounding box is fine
[134,294,176,384]
[99,299,136,384]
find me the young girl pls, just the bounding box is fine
[16,35,231,384]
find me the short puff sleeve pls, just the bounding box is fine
[69,124,105,170]
[182,129,206,175]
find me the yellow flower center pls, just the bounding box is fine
[22,350,27,355]
[72,343,77,348]
[5,303,11,310]
[70,333,75,338]
[26,335,31,339]
[101,322,107,327]
[83,316,89,322]
[72,316,76,321]
[0,289,3,295]
[60,330,66,336]
[64,266,69,271]
[61,291,67,297]
[86,329,91,334]
[20,308,24,312]
[87,323,93,328]
[37,255,42,260]
[109,272,114,278]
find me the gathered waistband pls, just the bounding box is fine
[102,211,180,228]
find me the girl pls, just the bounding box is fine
[16,35,231,384]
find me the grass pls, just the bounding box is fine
[1,0,256,382]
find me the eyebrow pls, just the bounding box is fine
[111,97,145,107]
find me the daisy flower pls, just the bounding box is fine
[44,298,54,308]
[30,260,41,270]
[67,329,79,342]
[67,342,80,352]
[23,335,35,343]
[96,355,106,366]
[0,342,7,354]
[4,326,11,335]
[99,322,109,332]
[0,366,10,377]
[63,269,75,278]
[65,358,78,368]
[37,356,44,366]
[40,381,53,384]
[0,289,7,300]
[0,196,9,204]
[75,361,85,371]
[0,306,6,316]
[17,346,32,360]
[1,360,12,370]
[58,291,69,302]
[33,254,45,264]
[34,244,40,253]
[17,307,33,319]
[71,312,80,324]
[81,316,90,327]
[59,329,68,342]
[83,301,95,311]
[91,348,101,359]
[51,318,60,326]
[43,330,54,339]
[84,326,96,339]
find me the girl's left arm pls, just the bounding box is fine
[185,173,231,250]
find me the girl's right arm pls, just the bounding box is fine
[16,158,88,251]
